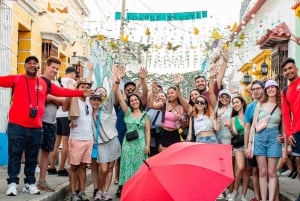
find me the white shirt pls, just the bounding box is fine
[69,98,93,140]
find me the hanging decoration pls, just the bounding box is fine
[193,27,199,35]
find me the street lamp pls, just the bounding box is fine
[244,72,251,85]
[261,60,268,76]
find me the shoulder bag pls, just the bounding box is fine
[125,112,147,141]
[255,104,277,132]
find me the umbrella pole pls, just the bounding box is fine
[143,160,151,169]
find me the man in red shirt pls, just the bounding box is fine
[3,56,93,196]
[281,57,300,201]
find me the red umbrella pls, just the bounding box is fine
[121,142,233,201]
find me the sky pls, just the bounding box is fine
[83,0,244,74]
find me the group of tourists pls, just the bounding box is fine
[1,54,300,201]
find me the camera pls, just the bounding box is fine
[29,107,38,117]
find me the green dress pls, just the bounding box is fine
[119,108,148,185]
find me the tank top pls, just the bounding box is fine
[193,114,214,133]
[162,104,182,129]
[234,116,244,135]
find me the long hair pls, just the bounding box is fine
[127,93,144,111]
[231,96,247,118]
[260,87,281,109]
[167,86,181,105]
[188,88,201,106]
[191,95,211,117]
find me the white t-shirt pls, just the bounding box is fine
[56,77,77,118]
[69,98,93,140]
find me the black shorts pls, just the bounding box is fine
[247,156,258,167]
[292,131,300,156]
[56,117,70,136]
[41,122,57,152]
[157,129,181,147]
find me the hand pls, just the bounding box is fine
[87,61,94,71]
[288,135,296,147]
[276,134,284,144]
[186,134,192,142]
[138,67,148,80]
[220,49,230,62]
[209,64,217,78]
[144,146,150,154]
[245,146,253,159]
[69,121,77,128]
[83,89,94,97]
[173,73,183,85]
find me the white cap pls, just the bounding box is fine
[264,80,279,89]
[218,89,231,99]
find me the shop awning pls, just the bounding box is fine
[256,22,291,49]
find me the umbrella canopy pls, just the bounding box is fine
[121,142,234,201]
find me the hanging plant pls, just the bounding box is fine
[145,27,151,36]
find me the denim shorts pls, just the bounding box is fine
[291,131,300,156]
[196,134,219,144]
[254,127,282,157]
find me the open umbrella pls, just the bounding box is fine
[121,142,233,201]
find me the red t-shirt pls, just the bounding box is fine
[0,75,83,128]
[281,77,300,138]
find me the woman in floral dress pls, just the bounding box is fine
[115,82,151,196]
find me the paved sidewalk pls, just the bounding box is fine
[0,164,299,201]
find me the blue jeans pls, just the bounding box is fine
[7,123,43,184]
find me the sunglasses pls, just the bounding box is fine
[195,100,206,105]
[126,87,135,93]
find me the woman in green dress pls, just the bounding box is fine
[115,83,151,195]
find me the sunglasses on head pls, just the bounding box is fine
[195,100,206,105]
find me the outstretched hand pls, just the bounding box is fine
[138,67,148,80]
[174,73,183,85]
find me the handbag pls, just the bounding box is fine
[150,110,161,138]
[125,130,139,141]
[125,112,147,141]
[231,135,244,148]
[255,105,277,132]
[91,109,101,159]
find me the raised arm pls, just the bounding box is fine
[174,73,192,115]
[114,70,128,113]
[86,61,94,83]
[207,66,217,109]
[216,49,230,89]
[138,67,148,106]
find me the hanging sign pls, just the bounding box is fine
[115,11,207,21]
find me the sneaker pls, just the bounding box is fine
[6,183,17,196]
[102,192,113,200]
[47,168,57,175]
[217,193,225,200]
[35,166,40,173]
[228,190,239,201]
[94,190,103,201]
[71,193,81,201]
[57,168,69,176]
[22,183,40,195]
[241,195,247,201]
[78,191,89,201]
[115,186,122,198]
[93,188,99,198]
[37,181,55,192]
[226,192,233,200]
[296,195,300,201]
[281,169,292,176]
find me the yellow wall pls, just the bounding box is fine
[10,0,90,75]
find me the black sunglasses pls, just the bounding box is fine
[195,100,206,105]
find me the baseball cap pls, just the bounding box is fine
[25,56,39,64]
[91,93,101,100]
[124,81,136,89]
[264,80,279,89]
[218,89,231,99]
[65,66,77,74]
